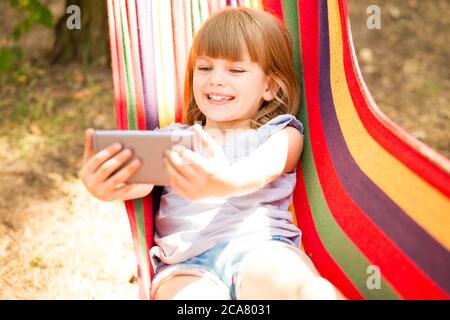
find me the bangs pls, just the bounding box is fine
[192,9,266,65]
[184,7,299,128]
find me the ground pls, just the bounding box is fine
[0,1,448,299]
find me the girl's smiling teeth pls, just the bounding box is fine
[206,93,235,103]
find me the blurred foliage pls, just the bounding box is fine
[0,0,53,72]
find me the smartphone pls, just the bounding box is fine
[92,129,194,186]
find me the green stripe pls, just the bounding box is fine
[190,0,194,33]
[119,0,137,129]
[281,0,303,97]
[133,199,150,292]
[283,0,399,299]
[199,0,209,21]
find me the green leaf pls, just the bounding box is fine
[19,0,31,8]
[10,0,19,8]
[30,256,42,268]
[11,25,22,41]
[36,6,53,27]
[11,19,32,41]
[0,48,15,71]
[11,46,23,60]
[28,0,53,27]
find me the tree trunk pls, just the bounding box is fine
[50,0,108,65]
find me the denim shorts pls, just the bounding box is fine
[150,235,302,300]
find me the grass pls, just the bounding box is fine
[0,62,115,180]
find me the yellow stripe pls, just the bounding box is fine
[289,202,298,227]
[288,202,304,251]
[327,0,450,249]
[242,0,262,9]
[254,0,263,9]
[152,0,176,127]
[152,0,166,126]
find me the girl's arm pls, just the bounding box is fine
[227,126,303,197]
[163,124,302,201]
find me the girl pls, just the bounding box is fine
[80,7,344,300]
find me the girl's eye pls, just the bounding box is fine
[196,66,245,73]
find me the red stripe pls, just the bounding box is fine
[207,0,213,13]
[294,170,363,299]
[143,196,154,280]
[107,0,123,130]
[262,0,283,20]
[339,1,450,198]
[171,1,185,124]
[299,0,446,299]
[143,196,154,270]
[113,0,128,129]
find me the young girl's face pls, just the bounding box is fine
[193,48,274,129]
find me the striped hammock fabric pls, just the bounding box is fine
[107,0,450,300]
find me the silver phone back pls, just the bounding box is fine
[92,130,194,186]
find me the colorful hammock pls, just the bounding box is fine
[106,0,450,300]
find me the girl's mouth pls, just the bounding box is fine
[205,94,235,105]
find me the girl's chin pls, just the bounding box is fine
[202,114,235,123]
[199,107,237,121]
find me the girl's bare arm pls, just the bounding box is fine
[227,126,303,197]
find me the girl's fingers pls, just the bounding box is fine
[168,146,211,186]
[172,144,210,170]
[193,124,223,158]
[84,142,124,174]
[82,128,95,164]
[165,149,185,176]
[105,158,142,189]
[178,152,204,181]
[94,148,134,183]
[163,156,193,193]
[178,147,211,178]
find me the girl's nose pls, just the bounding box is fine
[209,69,226,86]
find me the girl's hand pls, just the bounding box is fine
[79,128,154,201]
[163,124,235,201]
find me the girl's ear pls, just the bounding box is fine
[263,77,279,101]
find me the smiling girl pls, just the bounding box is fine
[80,7,344,300]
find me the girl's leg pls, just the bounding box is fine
[153,275,230,300]
[237,245,345,300]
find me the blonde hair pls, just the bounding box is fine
[183,7,300,129]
